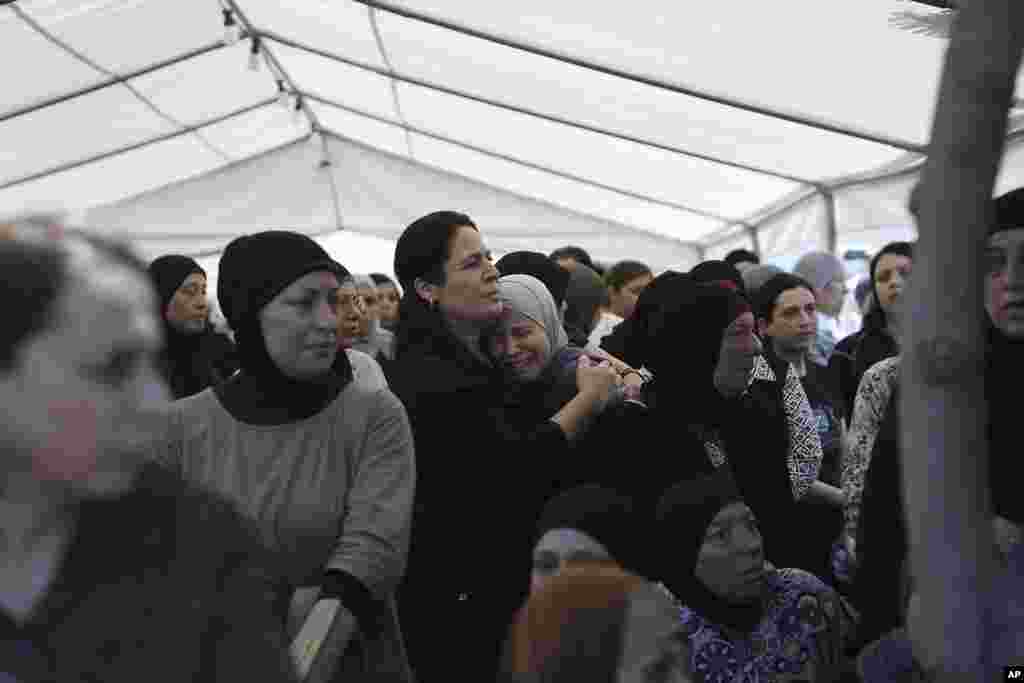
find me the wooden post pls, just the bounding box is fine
[901,0,1023,677]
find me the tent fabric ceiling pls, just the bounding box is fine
[2,0,1023,272]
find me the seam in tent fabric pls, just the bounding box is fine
[305,90,732,225]
[0,99,282,192]
[223,0,319,132]
[367,6,416,159]
[262,30,816,188]
[0,38,239,125]
[352,0,927,155]
[221,0,346,233]
[319,129,704,252]
[319,133,346,231]
[10,4,231,164]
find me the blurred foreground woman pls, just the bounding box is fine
[0,217,295,683]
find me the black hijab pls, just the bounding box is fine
[495,251,571,312]
[148,255,234,400]
[689,260,747,294]
[536,485,645,577]
[562,264,607,348]
[640,276,752,429]
[598,270,688,366]
[656,469,765,633]
[987,189,1024,524]
[213,231,353,425]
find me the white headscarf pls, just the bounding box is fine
[498,274,570,367]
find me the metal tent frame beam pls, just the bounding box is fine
[354,0,927,155]
[303,90,734,227]
[261,31,817,188]
[317,129,706,253]
[0,98,282,192]
[0,36,247,125]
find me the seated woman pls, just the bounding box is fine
[385,211,622,682]
[530,485,646,594]
[0,218,295,683]
[153,231,416,679]
[655,470,857,682]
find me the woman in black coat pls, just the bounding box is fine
[619,274,827,577]
[384,211,620,683]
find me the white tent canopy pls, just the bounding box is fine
[3,0,1024,274]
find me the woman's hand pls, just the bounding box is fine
[576,356,620,404]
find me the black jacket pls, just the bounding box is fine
[158,326,240,400]
[0,464,294,683]
[829,320,899,424]
[386,301,571,682]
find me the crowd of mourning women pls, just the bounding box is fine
[0,188,1022,683]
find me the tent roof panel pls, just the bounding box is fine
[19,0,226,75]
[0,134,224,217]
[406,132,724,242]
[397,83,800,219]
[0,7,105,115]
[309,104,411,157]
[375,10,910,182]
[274,42,401,123]
[128,41,277,126]
[240,0,386,70]
[0,85,177,186]
[375,0,946,145]
[199,103,307,160]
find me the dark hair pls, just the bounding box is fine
[753,273,815,324]
[863,241,915,332]
[549,246,595,270]
[0,227,149,373]
[604,260,653,292]
[369,273,396,288]
[724,249,760,268]
[394,211,477,292]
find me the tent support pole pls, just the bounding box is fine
[822,189,838,254]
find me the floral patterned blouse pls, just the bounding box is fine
[661,569,856,682]
[842,356,901,539]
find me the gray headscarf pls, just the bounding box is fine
[793,252,844,291]
[351,273,395,360]
[498,274,570,367]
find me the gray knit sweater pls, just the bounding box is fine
[152,384,415,597]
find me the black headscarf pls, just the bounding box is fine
[214,231,352,425]
[536,485,645,577]
[656,469,765,633]
[690,260,747,294]
[147,255,235,400]
[563,264,607,348]
[988,189,1024,524]
[640,276,751,429]
[598,270,688,366]
[496,251,571,312]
